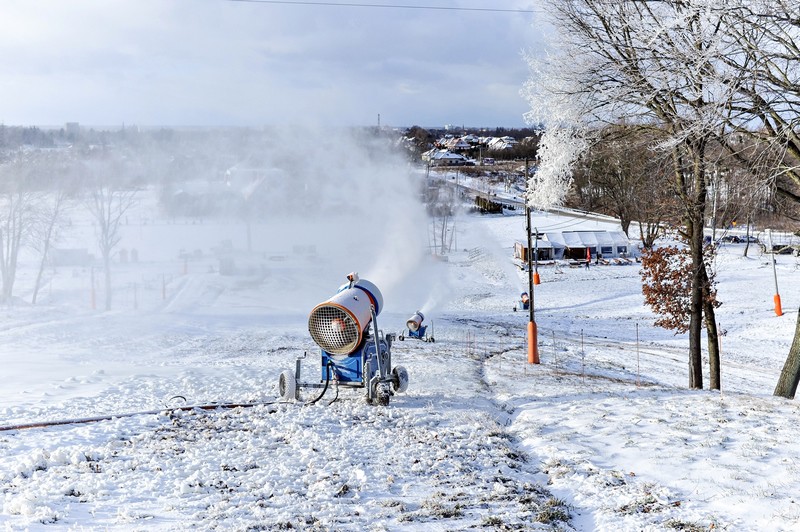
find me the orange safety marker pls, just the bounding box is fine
[527,320,540,364]
[774,294,783,317]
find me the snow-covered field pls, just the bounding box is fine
[2,190,800,531]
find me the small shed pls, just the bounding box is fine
[514,238,555,262]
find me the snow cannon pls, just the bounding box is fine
[520,292,530,310]
[406,311,424,332]
[398,310,434,342]
[278,272,409,406]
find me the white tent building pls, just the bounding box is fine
[542,231,632,260]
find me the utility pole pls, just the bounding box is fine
[534,226,541,286]
[768,229,783,316]
[525,158,539,364]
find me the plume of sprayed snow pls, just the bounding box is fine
[172,125,435,314]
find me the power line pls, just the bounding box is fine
[225,0,536,14]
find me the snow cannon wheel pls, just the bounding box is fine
[392,365,409,394]
[377,383,391,406]
[278,370,297,401]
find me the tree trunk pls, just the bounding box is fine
[686,144,708,390]
[688,237,704,389]
[704,298,721,390]
[32,212,59,305]
[743,215,752,258]
[31,244,48,305]
[620,217,631,237]
[774,309,800,399]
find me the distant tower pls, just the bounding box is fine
[378,113,381,129]
[65,122,80,138]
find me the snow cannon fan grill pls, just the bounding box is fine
[406,311,424,332]
[307,278,383,356]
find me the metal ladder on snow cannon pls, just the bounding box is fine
[278,273,409,406]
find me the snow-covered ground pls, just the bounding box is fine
[2,190,800,531]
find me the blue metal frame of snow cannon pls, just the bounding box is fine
[278,273,409,406]
[398,310,434,342]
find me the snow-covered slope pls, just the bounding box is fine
[1,206,800,531]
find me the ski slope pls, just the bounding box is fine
[1,205,800,531]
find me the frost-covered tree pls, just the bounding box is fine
[521,0,757,389]
[710,0,800,398]
[719,1,800,207]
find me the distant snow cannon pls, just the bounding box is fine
[519,292,530,311]
[279,272,409,406]
[398,310,434,342]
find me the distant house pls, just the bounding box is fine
[486,136,519,151]
[422,149,470,166]
[514,239,554,262]
[442,137,472,151]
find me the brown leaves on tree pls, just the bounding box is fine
[640,245,720,334]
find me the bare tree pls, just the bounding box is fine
[83,157,137,311]
[25,153,78,304]
[0,157,42,303]
[571,124,681,245]
[30,187,72,305]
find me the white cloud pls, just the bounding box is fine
[0,0,544,127]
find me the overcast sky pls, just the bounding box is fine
[0,1,548,130]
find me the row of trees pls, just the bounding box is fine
[0,150,136,310]
[524,0,800,396]
[568,125,780,248]
[0,126,294,309]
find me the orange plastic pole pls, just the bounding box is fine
[527,320,539,364]
[533,272,541,285]
[774,294,784,317]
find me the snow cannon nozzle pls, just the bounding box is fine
[406,311,424,332]
[308,276,384,356]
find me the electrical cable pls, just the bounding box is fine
[225,0,537,14]
[0,400,281,433]
[305,361,333,405]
